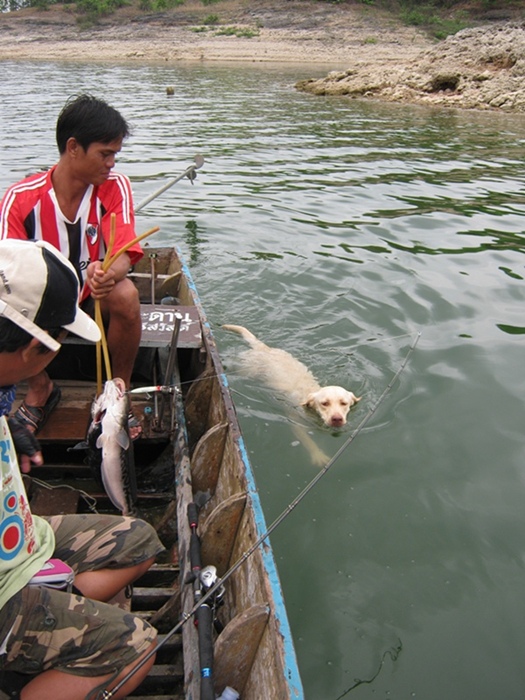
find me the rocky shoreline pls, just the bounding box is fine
[297,21,525,112]
[1,1,524,111]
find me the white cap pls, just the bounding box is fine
[0,239,101,352]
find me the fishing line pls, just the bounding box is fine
[333,639,403,700]
[130,331,417,397]
[29,477,99,513]
[94,331,420,700]
[328,331,417,356]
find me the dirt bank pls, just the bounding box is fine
[0,0,431,65]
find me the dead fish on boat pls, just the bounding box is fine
[87,378,137,516]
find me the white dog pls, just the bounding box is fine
[222,324,361,428]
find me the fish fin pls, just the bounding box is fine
[68,441,89,452]
[116,429,130,450]
[96,434,107,449]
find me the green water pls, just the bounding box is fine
[2,60,525,699]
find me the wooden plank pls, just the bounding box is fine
[132,586,176,605]
[213,604,270,695]
[184,367,214,448]
[140,305,202,348]
[30,484,80,516]
[191,421,228,495]
[131,661,184,688]
[148,586,182,630]
[200,492,247,576]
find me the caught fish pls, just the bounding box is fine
[87,378,137,516]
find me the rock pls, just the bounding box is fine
[296,22,525,112]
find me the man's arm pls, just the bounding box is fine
[7,416,43,473]
[0,187,30,240]
[101,174,143,266]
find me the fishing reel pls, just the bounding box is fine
[200,565,225,632]
[200,565,225,600]
[200,565,225,607]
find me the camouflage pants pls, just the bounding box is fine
[0,514,164,677]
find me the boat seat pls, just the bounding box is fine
[62,305,202,349]
[139,304,202,348]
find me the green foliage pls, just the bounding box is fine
[398,2,470,38]
[5,0,525,40]
[151,0,183,8]
[214,25,259,37]
[75,0,128,17]
[0,0,24,10]
[138,0,184,12]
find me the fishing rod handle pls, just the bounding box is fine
[197,603,215,700]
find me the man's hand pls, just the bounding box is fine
[86,260,117,300]
[7,416,43,473]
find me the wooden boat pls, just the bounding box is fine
[10,246,304,700]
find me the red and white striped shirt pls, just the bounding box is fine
[0,166,143,300]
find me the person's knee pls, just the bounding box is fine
[104,279,140,318]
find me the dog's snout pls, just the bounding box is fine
[329,414,345,427]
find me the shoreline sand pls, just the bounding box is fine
[0,1,432,66]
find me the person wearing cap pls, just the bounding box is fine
[0,240,164,699]
[0,93,143,439]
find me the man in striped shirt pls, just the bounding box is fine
[0,95,143,437]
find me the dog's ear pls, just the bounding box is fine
[301,392,317,408]
[349,392,362,405]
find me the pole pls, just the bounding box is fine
[135,155,205,213]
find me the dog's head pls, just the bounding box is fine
[302,386,361,428]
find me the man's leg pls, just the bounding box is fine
[21,641,156,700]
[4,587,158,700]
[47,513,165,603]
[17,372,54,407]
[13,371,59,435]
[101,278,141,388]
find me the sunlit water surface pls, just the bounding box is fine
[2,59,525,700]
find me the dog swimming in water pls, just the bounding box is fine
[222,324,361,428]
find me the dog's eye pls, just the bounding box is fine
[321,400,330,407]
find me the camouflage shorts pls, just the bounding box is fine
[0,514,165,677]
[0,586,157,677]
[45,512,165,574]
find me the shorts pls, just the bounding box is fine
[0,586,156,677]
[46,512,165,574]
[0,513,165,677]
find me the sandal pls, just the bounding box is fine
[128,409,143,441]
[14,384,61,435]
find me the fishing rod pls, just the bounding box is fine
[94,331,421,700]
[135,154,205,213]
[187,502,223,700]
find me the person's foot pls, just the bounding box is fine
[14,383,61,434]
[128,409,143,441]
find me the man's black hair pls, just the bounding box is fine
[0,318,61,354]
[56,94,130,154]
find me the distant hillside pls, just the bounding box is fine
[2,0,524,39]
